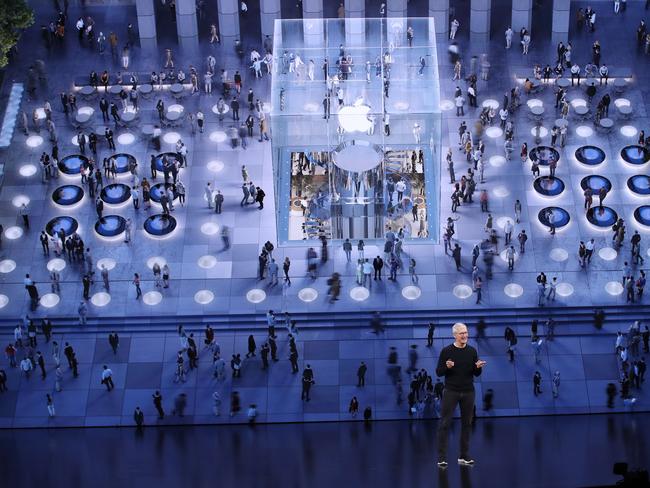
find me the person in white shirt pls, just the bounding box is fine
[20,357,33,378]
[599,64,609,85]
[450,19,460,40]
[585,238,595,264]
[101,365,114,390]
[412,123,421,144]
[505,27,513,48]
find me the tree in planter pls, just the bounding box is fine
[0,0,34,68]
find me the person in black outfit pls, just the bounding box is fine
[301,365,315,401]
[99,97,109,121]
[427,322,435,347]
[152,390,165,418]
[373,256,383,280]
[435,323,486,467]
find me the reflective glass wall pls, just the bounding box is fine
[270,18,441,245]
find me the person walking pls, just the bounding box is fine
[133,406,144,429]
[301,364,315,401]
[436,323,486,467]
[78,301,88,325]
[132,273,142,299]
[101,365,114,391]
[427,322,436,347]
[46,393,55,417]
[108,332,119,354]
[552,371,561,398]
[357,361,367,387]
[452,243,462,270]
[533,371,542,395]
[152,391,165,418]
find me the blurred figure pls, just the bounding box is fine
[370,311,384,335]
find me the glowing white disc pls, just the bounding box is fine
[143,291,163,305]
[246,289,267,303]
[194,290,214,304]
[453,284,473,299]
[40,293,60,308]
[350,286,370,301]
[47,259,66,272]
[504,283,524,298]
[197,255,217,269]
[401,285,421,300]
[0,260,16,273]
[298,287,318,302]
[91,292,111,307]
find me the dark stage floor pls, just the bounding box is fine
[1,413,648,488]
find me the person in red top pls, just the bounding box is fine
[5,344,17,368]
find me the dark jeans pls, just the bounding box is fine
[437,389,475,461]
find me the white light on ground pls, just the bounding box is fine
[78,106,94,116]
[304,103,319,112]
[246,288,267,303]
[201,222,219,235]
[570,98,587,108]
[531,126,548,138]
[194,290,214,304]
[47,258,66,272]
[402,285,422,300]
[648,248,650,258]
[504,283,524,298]
[11,195,30,208]
[482,99,499,110]
[91,292,111,307]
[163,132,181,144]
[97,258,116,271]
[143,291,163,305]
[207,160,225,172]
[298,287,318,302]
[453,284,473,299]
[19,164,37,177]
[620,125,637,137]
[493,185,510,197]
[393,101,409,111]
[499,249,518,262]
[26,135,43,148]
[4,226,23,240]
[0,295,8,309]
[576,125,593,137]
[550,248,569,262]
[605,281,623,295]
[197,255,217,269]
[486,126,503,138]
[497,217,513,229]
[614,98,631,108]
[0,260,16,273]
[40,293,60,308]
[338,105,373,133]
[527,99,543,109]
[146,256,167,269]
[598,247,617,261]
[209,131,227,143]
[439,100,454,111]
[168,104,184,113]
[556,283,574,297]
[489,155,506,167]
[117,133,135,145]
[350,286,370,301]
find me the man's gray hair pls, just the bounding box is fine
[452,322,468,334]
